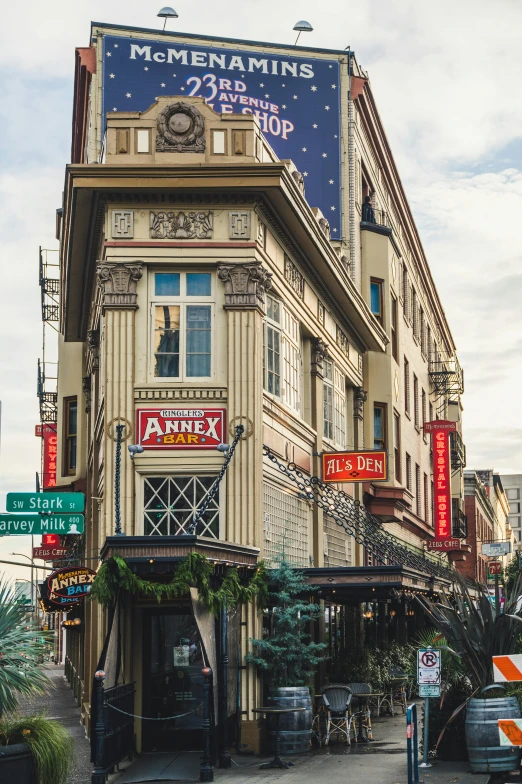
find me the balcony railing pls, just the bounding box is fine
[451,499,468,539]
[361,203,391,229]
[450,432,467,471]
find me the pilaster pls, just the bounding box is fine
[97,262,142,541]
[311,338,329,568]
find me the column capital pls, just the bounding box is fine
[217,262,272,312]
[354,386,367,420]
[96,262,143,310]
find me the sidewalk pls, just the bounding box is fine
[17,663,92,784]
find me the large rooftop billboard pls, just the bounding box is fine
[101,34,343,236]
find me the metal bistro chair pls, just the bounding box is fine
[348,682,373,742]
[379,667,409,716]
[320,684,353,746]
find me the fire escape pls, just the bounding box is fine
[37,247,60,426]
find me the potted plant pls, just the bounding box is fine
[0,576,74,784]
[247,558,325,754]
[417,573,522,774]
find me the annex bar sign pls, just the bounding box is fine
[137,408,226,449]
[424,420,456,540]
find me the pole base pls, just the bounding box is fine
[419,762,433,768]
[200,767,214,782]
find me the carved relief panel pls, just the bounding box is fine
[150,211,213,239]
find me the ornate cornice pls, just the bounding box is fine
[217,262,272,312]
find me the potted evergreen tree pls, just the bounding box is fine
[247,558,325,754]
[0,576,73,784]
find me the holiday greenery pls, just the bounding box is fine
[246,558,325,687]
[90,553,268,614]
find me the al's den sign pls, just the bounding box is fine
[137,408,226,449]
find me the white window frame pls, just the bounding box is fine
[263,294,301,414]
[150,271,214,382]
[323,358,346,448]
[140,473,224,539]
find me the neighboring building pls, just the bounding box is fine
[462,470,513,584]
[39,22,466,758]
[500,474,522,544]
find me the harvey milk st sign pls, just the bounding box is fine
[137,408,225,449]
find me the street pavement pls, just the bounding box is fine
[16,663,92,783]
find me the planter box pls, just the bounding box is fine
[0,743,37,783]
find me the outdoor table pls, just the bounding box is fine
[348,685,372,743]
[253,706,306,769]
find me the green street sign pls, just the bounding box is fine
[6,492,84,513]
[0,514,84,536]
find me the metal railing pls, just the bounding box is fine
[361,204,391,229]
[406,703,420,784]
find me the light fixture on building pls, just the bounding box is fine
[390,609,397,617]
[216,443,230,453]
[157,6,178,31]
[293,20,313,46]
[128,444,144,459]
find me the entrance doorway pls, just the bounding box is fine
[142,607,204,752]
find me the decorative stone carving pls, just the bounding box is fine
[156,102,206,153]
[311,337,329,376]
[336,325,351,358]
[86,328,100,369]
[291,169,306,195]
[229,211,251,239]
[111,210,134,239]
[341,254,352,277]
[217,263,272,311]
[150,210,213,239]
[284,255,304,299]
[319,217,330,240]
[82,376,92,413]
[257,220,266,245]
[354,387,367,419]
[96,262,143,309]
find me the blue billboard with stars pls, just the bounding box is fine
[101,35,343,236]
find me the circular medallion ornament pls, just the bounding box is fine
[228,416,254,439]
[157,102,206,153]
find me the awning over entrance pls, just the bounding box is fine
[302,564,452,602]
[100,534,259,568]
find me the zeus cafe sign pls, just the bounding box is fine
[137,409,225,449]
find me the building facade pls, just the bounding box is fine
[500,474,522,545]
[41,22,467,759]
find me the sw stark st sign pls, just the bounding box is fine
[424,420,456,540]
[137,408,226,449]
[321,450,387,483]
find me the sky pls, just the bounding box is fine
[1,0,522,581]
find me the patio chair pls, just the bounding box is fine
[348,682,373,741]
[320,684,353,746]
[379,667,409,716]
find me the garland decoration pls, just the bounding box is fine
[90,553,268,614]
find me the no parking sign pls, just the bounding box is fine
[417,648,441,685]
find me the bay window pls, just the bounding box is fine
[152,272,213,379]
[323,359,346,447]
[144,475,220,538]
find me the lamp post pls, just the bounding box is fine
[293,20,313,46]
[157,6,178,31]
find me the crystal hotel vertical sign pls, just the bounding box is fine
[424,421,456,540]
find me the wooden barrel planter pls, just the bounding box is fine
[0,743,37,783]
[465,695,521,773]
[266,687,312,755]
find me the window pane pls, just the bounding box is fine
[186,306,211,377]
[370,282,381,315]
[68,402,77,435]
[187,273,211,296]
[155,273,180,296]
[266,325,281,396]
[374,407,383,439]
[267,296,281,323]
[154,305,180,377]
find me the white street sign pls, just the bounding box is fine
[417,648,441,685]
[482,541,511,556]
[419,684,441,698]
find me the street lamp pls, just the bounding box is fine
[157,6,179,31]
[11,552,35,616]
[293,20,313,46]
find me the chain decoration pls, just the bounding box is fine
[106,702,203,721]
[187,424,245,534]
[263,446,455,581]
[114,424,125,535]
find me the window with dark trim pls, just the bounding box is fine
[406,453,412,491]
[393,411,401,483]
[391,293,398,362]
[415,463,421,516]
[63,397,77,476]
[413,374,419,428]
[424,473,429,522]
[370,278,384,325]
[404,357,410,415]
[373,403,387,451]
